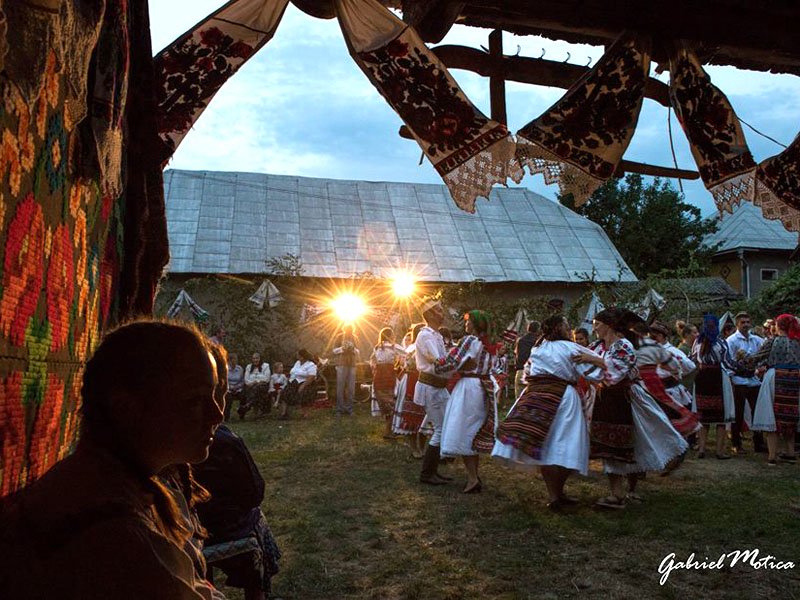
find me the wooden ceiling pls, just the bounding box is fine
[379,0,800,76]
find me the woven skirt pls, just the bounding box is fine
[589,381,636,464]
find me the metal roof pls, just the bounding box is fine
[705,201,799,253]
[163,169,637,283]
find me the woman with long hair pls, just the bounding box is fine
[370,327,404,439]
[743,314,800,466]
[0,320,224,599]
[690,314,740,458]
[439,311,497,493]
[493,315,605,510]
[574,308,688,508]
[392,324,428,458]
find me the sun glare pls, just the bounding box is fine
[391,272,416,297]
[330,293,367,322]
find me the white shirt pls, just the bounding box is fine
[415,326,447,376]
[244,363,270,385]
[659,342,696,378]
[289,360,317,384]
[726,330,763,386]
[269,373,288,391]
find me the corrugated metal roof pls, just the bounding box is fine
[163,169,637,283]
[705,201,799,253]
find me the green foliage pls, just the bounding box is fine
[561,174,719,278]
[735,262,800,322]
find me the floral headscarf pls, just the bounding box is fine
[465,310,495,354]
[776,314,800,341]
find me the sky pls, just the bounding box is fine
[149,1,800,217]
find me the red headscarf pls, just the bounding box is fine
[776,314,800,341]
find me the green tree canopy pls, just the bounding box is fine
[560,174,718,278]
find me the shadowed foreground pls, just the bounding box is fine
[217,407,799,599]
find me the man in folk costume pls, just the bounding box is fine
[726,312,766,454]
[414,297,458,485]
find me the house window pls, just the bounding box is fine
[761,269,779,282]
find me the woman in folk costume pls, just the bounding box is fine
[631,320,702,440]
[393,323,427,458]
[574,308,688,509]
[493,315,605,510]
[690,314,742,459]
[370,327,404,439]
[743,314,800,466]
[439,311,498,493]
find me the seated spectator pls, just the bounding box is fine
[0,320,225,599]
[279,349,318,419]
[195,348,280,600]
[225,352,245,421]
[239,353,271,420]
[268,362,288,410]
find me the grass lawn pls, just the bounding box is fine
[215,405,800,600]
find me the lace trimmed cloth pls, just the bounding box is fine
[337,0,518,213]
[514,32,651,206]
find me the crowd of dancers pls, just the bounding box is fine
[371,298,800,510]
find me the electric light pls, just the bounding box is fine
[391,272,416,297]
[330,293,367,322]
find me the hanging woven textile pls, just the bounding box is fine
[335,0,517,213]
[166,289,209,323]
[515,32,651,206]
[154,0,290,162]
[668,42,757,213]
[753,132,800,232]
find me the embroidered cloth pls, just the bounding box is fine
[773,364,800,436]
[754,133,800,232]
[155,0,290,162]
[515,32,650,205]
[336,0,517,213]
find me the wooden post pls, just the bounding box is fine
[488,29,507,125]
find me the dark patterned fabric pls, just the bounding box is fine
[516,32,650,205]
[589,382,636,463]
[154,0,290,162]
[754,132,800,232]
[773,365,800,437]
[496,375,568,460]
[282,378,317,407]
[668,42,757,213]
[694,364,727,424]
[339,0,516,213]
[471,376,496,454]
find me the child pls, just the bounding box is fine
[269,362,288,410]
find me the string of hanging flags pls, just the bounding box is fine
[153,0,800,230]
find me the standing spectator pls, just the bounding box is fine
[572,327,590,347]
[333,325,359,416]
[514,321,541,400]
[763,319,777,339]
[225,352,245,421]
[726,312,766,454]
[677,324,698,357]
[240,353,270,420]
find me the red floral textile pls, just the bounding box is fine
[515,32,651,206]
[0,2,165,497]
[154,0,290,163]
[668,42,757,215]
[337,0,517,213]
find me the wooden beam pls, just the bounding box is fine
[432,44,672,108]
[488,30,507,124]
[615,160,699,180]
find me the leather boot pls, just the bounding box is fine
[420,444,446,485]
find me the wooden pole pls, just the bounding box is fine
[488,29,507,124]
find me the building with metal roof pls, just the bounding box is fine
[705,202,799,298]
[164,169,636,288]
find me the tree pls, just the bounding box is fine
[560,174,719,278]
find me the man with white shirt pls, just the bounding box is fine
[726,312,765,454]
[414,298,456,485]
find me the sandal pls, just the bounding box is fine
[767,459,778,467]
[626,492,643,503]
[594,495,625,510]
